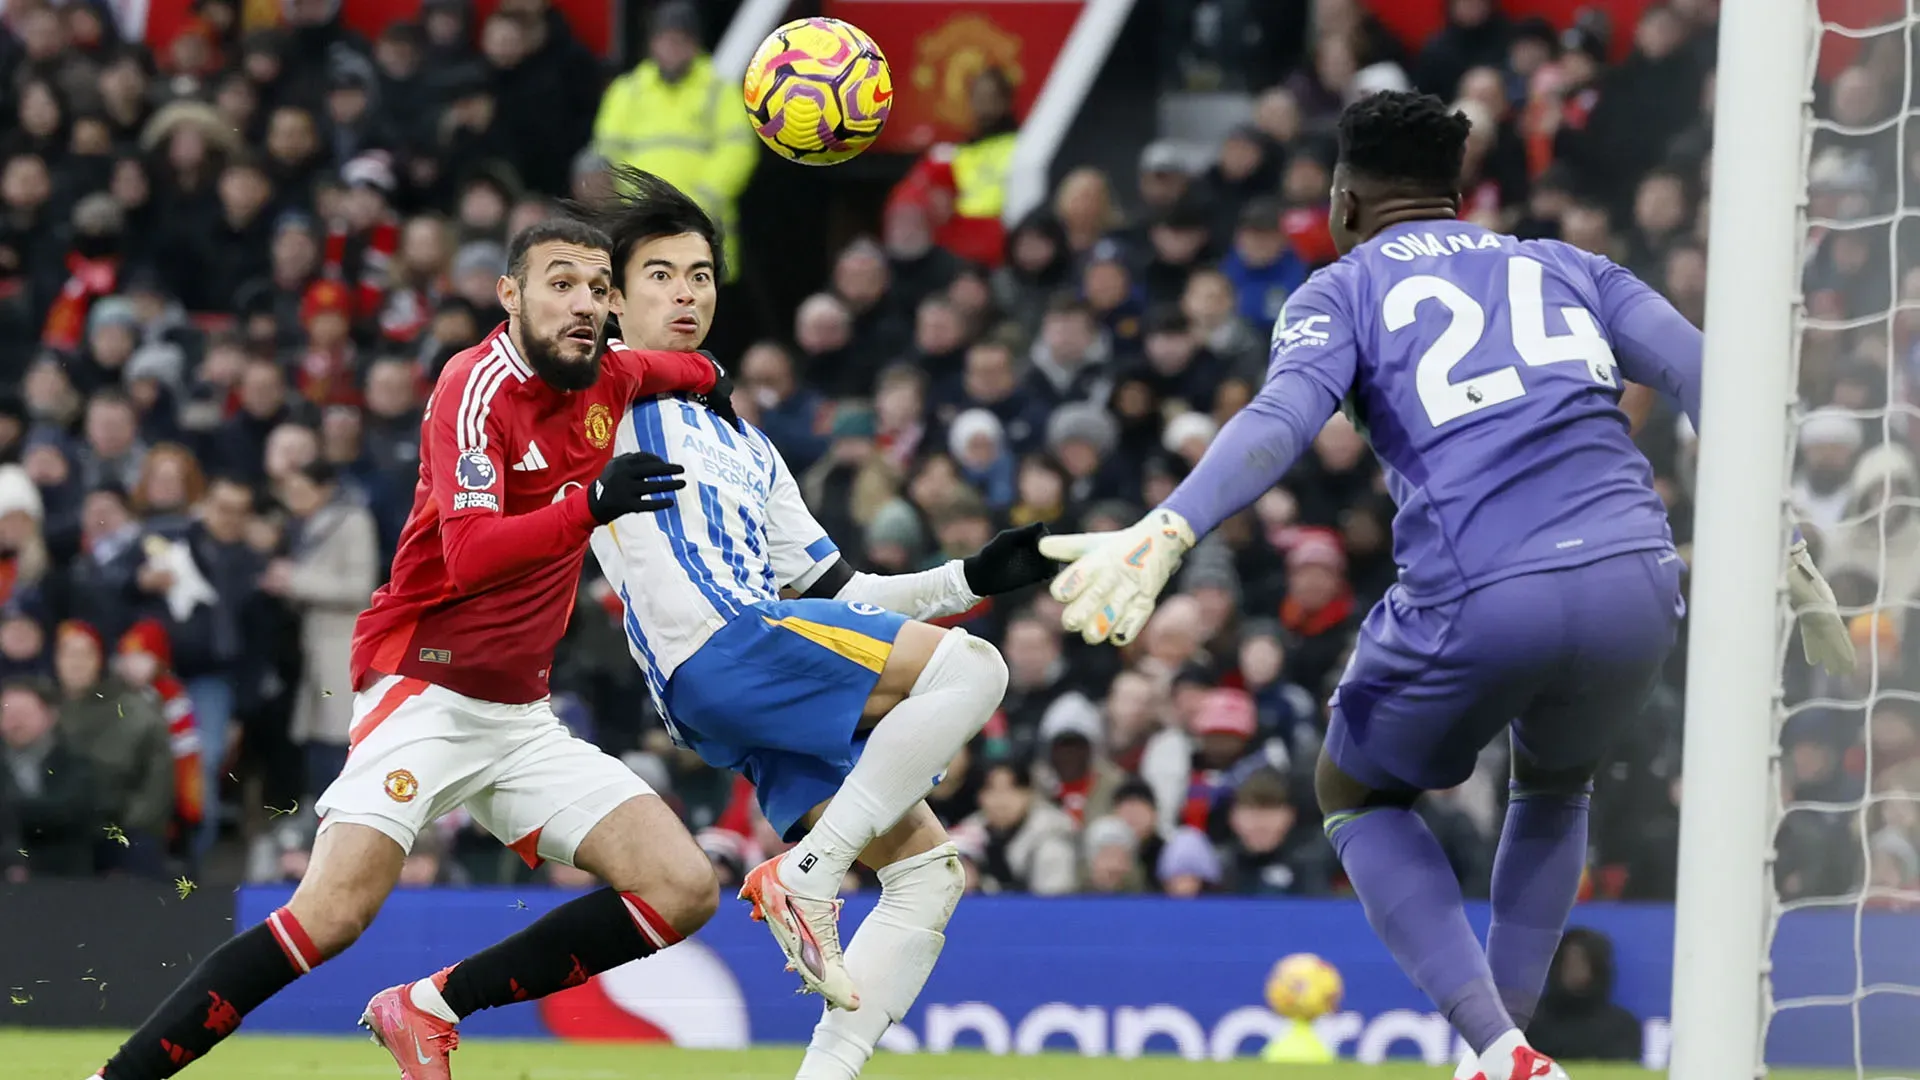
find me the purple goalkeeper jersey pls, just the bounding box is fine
[1162,219,1703,605]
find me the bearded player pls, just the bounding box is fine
[567,169,1053,1079]
[91,218,730,1080]
[1041,92,1857,1080]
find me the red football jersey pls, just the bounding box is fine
[350,324,713,704]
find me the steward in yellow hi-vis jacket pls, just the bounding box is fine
[591,1,757,280]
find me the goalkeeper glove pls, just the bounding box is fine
[1038,508,1196,646]
[1787,537,1857,675]
[587,452,685,523]
[962,522,1057,596]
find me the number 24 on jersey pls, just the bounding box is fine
[1386,254,1619,428]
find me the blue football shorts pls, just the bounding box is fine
[663,597,909,840]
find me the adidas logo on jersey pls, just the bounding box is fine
[511,441,550,472]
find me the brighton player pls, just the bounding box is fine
[1042,92,1857,1080]
[92,218,729,1080]
[581,170,1055,1078]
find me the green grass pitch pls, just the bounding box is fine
[0,1032,1867,1080]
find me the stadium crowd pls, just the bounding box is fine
[0,0,1908,911]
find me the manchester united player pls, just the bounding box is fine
[92,218,726,1080]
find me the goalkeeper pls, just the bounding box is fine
[581,170,1057,1080]
[1042,92,1854,1080]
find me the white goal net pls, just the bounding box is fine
[1766,3,1920,1076]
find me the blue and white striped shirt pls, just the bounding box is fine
[588,398,839,706]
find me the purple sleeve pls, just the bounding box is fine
[1160,369,1341,537]
[1161,278,1354,537]
[1587,251,1703,432]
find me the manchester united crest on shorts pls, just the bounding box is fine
[383,769,419,803]
[584,403,613,449]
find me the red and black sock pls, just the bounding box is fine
[100,907,322,1080]
[438,887,681,1017]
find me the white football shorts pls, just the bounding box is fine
[315,674,653,868]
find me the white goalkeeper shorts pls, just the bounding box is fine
[315,674,653,868]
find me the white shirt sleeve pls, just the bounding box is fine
[762,437,842,593]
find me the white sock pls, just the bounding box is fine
[780,631,1006,899]
[409,978,459,1024]
[795,843,964,1079]
[1453,1050,1482,1079]
[1479,1029,1530,1080]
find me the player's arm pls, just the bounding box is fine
[431,369,684,592]
[759,435,1051,618]
[1040,283,1355,645]
[1584,251,1702,433]
[605,338,720,398]
[1587,251,1855,673]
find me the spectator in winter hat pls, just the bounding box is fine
[1037,690,1127,827]
[1156,822,1223,897]
[1280,527,1358,692]
[862,498,925,574]
[115,618,203,854]
[948,408,1015,510]
[54,619,171,875]
[295,279,360,407]
[1161,410,1218,468]
[1081,814,1145,893]
[1178,546,1242,644]
[0,463,46,612]
[1045,401,1123,506]
[1793,407,1864,537]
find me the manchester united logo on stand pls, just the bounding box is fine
[584,403,613,449]
[911,15,1024,132]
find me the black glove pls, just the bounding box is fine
[587,452,685,523]
[696,350,742,432]
[961,522,1057,596]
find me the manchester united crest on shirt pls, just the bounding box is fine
[585,403,613,449]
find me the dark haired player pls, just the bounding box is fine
[1043,92,1855,1080]
[92,218,727,1080]
[582,168,1053,1079]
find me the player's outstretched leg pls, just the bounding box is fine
[794,803,964,1080]
[1316,753,1567,1080]
[740,623,1006,1010]
[365,795,716,1080]
[95,823,405,1079]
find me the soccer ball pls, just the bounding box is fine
[743,17,892,165]
[1265,953,1344,1020]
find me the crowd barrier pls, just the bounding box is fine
[6,881,1913,1067]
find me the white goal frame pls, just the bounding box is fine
[1669,3,1810,1078]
